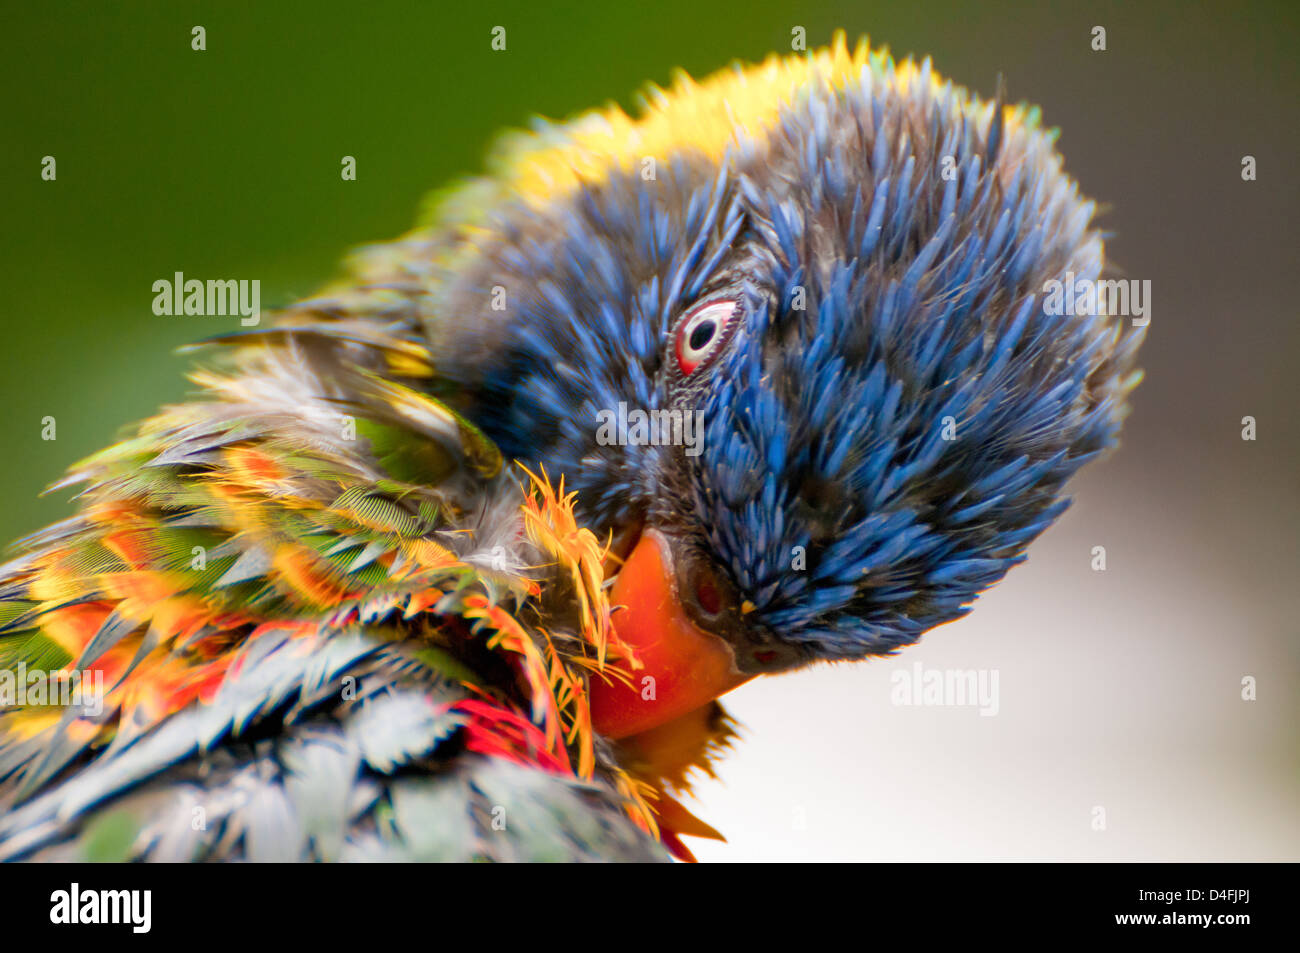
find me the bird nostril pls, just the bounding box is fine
[694,575,722,615]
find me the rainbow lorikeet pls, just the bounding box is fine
[0,35,1142,862]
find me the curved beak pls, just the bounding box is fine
[591,529,753,739]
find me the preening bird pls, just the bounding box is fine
[0,35,1142,861]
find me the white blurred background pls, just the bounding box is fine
[691,448,1299,860]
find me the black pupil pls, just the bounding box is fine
[688,320,716,352]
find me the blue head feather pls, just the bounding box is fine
[427,51,1144,663]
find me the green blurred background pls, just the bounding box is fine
[2,0,1296,859]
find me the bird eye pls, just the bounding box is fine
[675,299,737,375]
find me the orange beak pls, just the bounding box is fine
[590,529,753,739]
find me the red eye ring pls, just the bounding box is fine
[675,299,737,375]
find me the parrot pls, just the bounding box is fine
[0,34,1143,862]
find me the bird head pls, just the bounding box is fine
[424,36,1143,741]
